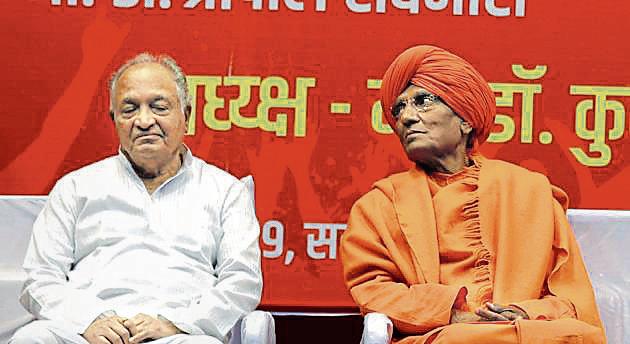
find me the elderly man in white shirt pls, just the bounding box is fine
[9,53,262,344]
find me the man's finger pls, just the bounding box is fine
[109,321,131,344]
[486,302,509,313]
[123,319,139,336]
[486,303,528,320]
[128,314,142,324]
[129,330,149,344]
[103,327,125,344]
[129,314,149,326]
[113,316,128,324]
[97,335,113,344]
[501,310,524,321]
[476,308,509,321]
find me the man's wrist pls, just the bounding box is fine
[157,314,186,334]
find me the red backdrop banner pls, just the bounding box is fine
[1,0,629,310]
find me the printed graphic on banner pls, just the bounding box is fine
[49,0,527,16]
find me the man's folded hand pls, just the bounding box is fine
[123,313,182,344]
[475,302,529,321]
[82,315,130,344]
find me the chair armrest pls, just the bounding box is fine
[361,313,393,344]
[0,269,34,343]
[240,310,276,344]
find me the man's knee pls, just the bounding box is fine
[163,334,223,344]
[9,321,60,344]
[430,323,517,344]
[177,336,223,344]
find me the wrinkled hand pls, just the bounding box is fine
[123,313,181,344]
[475,302,529,321]
[450,308,482,324]
[82,315,130,344]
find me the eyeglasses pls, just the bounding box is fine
[390,93,441,119]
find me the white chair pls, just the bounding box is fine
[232,176,275,344]
[360,313,392,344]
[0,175,275,344]
[233,310,276,344]
[360,209,630,344]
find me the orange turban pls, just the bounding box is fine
[380,45,496,146]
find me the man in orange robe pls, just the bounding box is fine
[340,45,605,343]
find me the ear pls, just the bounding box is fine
[460,121,473,135]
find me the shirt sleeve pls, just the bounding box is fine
[511,295,577,320]
[341,190,465,335]
[159,179,263,340]
[510,194,580,322]
[19,177,112,334]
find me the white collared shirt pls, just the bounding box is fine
[20,148,262,341]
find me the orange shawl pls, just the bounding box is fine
[341,156,604,341]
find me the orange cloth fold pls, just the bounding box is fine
[341,156,605,343]
[427,159,493,310]
[511,295,577,321]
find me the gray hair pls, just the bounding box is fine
[109,52,191,119]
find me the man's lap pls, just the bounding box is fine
[395,318,604,344]
[149,334,222,344]
[10,320,223,344]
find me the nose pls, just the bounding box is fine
[135,105,157,129]
[399,103,420,127]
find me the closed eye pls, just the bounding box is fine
[120,105,137,116]
[151,100,171,115]
[152,105,168,114]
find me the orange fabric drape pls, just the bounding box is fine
[341,156,605,343]
[427,159,494,311]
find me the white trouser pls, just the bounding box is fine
[9,321,223,344]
